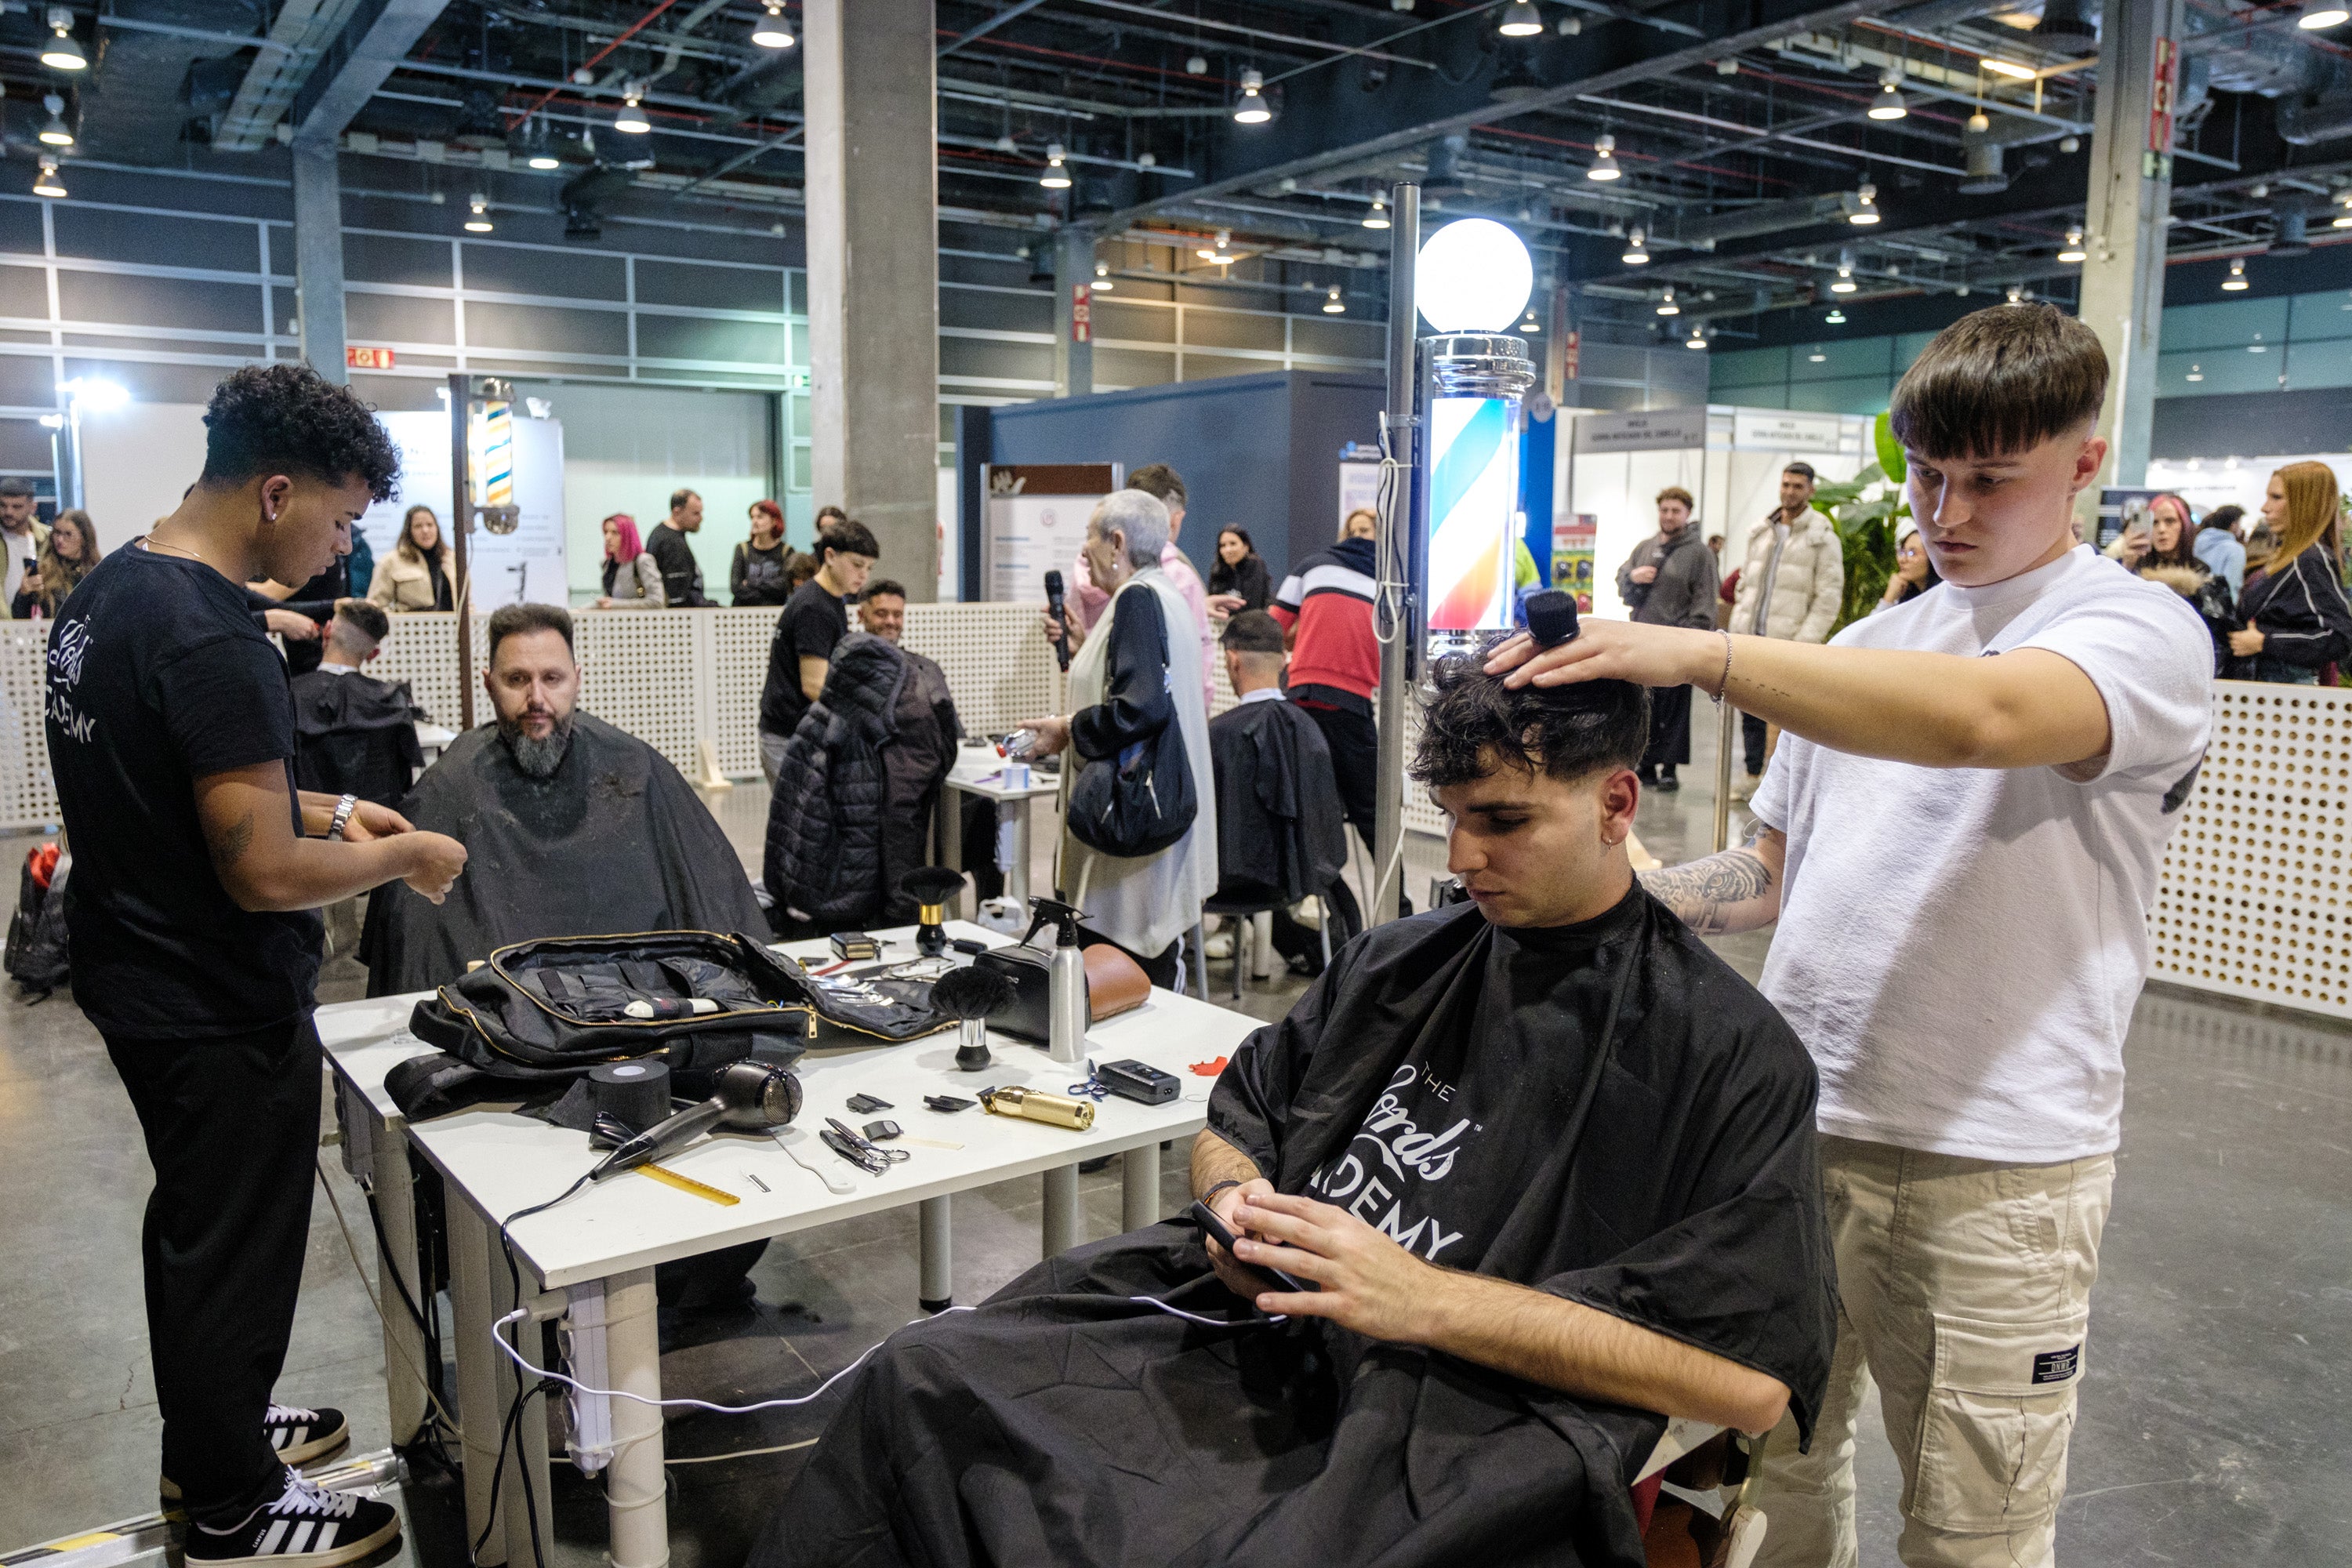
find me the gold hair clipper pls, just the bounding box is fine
[979,1086,1096,1131]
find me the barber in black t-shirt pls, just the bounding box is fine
[756,517,879,785]
[46,365,466,1565]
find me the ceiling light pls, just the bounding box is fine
[1518,303,1541,332]
[1185,53,1207,74]
[614,89,650,134]
[1849,181,1880,224]
[1656,285,1679,316]
[752,2,794,47]
[1868,73,1908,121]
[1830,253,1857,293]
[1041,144,1072,189]
[1093,260,1113,292]
[40,9,84,70]
[1233,68,1272,124]
[1686,325,1708,349]
[1324,285,1346,314]
[1981,56,2037,80]
[1497,0,1543,36]
[2222,257,2249,291]
[1621,227,1650,265]
[38,94,72,147]
[1414,216,1534,332]
[2185,363,2204,382]
[1808,350,1827,362]
[2057,226,2086,263]
[1967,110,1991,133]
[1824,308,1846,324]
[529,150,561,171]
[1363,194,1391,230]
[1201,230,1235,264]
[465,194,493,234]
[32,159,65,199]
[2300,3,2350,28]
[1587,134,1621,181]
[2006,283,2026,303]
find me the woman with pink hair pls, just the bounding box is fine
[596,512,667,608]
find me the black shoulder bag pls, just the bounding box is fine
[1068,585,1197,859]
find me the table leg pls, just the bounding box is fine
[1040,1163,1082,1257]
[1121,1142,1161,1233]
[603,1268,670,1568]
[445,1197,507,1565]
[1002,798,1030,908]
[938,790,968,920]
[370,1120,428,1447]
[493,1229,553,1568]
[918,1195,953,1311]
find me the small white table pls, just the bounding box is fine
[319,921,1258,1568]
[939,763,1061,910]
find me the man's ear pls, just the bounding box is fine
[2070,431,2109,497]
[1594,766,1640,846]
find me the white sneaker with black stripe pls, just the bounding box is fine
[160,1406,352,1517]
[183,1471,401,1567]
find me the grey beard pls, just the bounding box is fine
[499,713,576,778]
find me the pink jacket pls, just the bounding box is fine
[1070,541,1215,706]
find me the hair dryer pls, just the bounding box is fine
[590,1057,804,1181]
[1044,569,1073,671]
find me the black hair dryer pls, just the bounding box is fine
[590,1057,804,1180]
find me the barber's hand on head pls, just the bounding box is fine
[1229,1192,1439,1341]
[1628,564,1660,586]
[339,800,415,842]
[1485,619,1718,694]
[1014,714,1071,758]
[1203,1177,1276,1300]
[265,608,321,641]
[400,832,468,905]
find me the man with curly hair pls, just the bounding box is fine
[47,363,468,1565]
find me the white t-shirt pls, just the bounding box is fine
[1751,545,2212,1163]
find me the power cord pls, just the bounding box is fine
[313,1159,465,1462]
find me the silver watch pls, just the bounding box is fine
[327,793,359,840]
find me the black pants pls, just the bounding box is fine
[1640,683,1693,772]
[1742,712,1767,776]
[106,1017,322,1526]
[1300,702,1377,856]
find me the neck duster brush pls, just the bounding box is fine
[930,964,1013,1073]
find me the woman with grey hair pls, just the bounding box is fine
[1018,488,1216,986]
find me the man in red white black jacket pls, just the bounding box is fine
[1270,514,1380,856]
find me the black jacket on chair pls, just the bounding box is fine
[290,668,426,808]
[1207,694,1349,906]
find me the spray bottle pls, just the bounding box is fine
[1025,896,1091,1065]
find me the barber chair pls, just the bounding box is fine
[1635,1422,1769,1568]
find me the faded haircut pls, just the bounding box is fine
[1889,303,2107,461]
[1410,655,1650,788]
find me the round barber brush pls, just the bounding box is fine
[902,867,968,957]
[930,964,1012,1073]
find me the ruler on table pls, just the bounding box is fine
[636,1161,739,1206]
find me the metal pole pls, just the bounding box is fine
[449,372,476,729]
[1712,695,1735,853]
[1370,183,1418,929]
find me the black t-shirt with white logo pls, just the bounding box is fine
[47,547,320,1039]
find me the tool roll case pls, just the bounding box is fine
[387,930,947,1121]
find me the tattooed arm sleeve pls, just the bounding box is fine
[1639,822,1786,935]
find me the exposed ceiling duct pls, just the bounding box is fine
[214,0,376,151]
[74,0,274,162]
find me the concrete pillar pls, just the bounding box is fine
[292,142,348,384]
[2076,0,2183,505]
[1054,229,1094,398]
[805,0,941,596]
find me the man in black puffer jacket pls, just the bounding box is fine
[764,631,952,934]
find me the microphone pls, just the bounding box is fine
[1043,569,1072,671]
[590,1057,804,1180]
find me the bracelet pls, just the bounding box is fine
[1708,631,1734,706]
[327,793,359,841]
[1202,1179,1243,1205]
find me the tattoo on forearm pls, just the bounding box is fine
[1640,850,1773,934]
[214,811,256,866]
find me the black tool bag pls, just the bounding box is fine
[4,850,70,998]
[388,931,946,1121]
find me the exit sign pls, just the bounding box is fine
[347,346,396,370]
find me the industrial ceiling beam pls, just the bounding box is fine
[292,0,452,149]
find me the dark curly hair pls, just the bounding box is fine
[1410,652,1650,788]
[200,363,401,502]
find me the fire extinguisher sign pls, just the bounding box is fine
[1072,283,1091,343]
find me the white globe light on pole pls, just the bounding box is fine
[1414,217,1534,333]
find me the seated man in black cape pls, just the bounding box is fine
[290,600,424,809]
[753,659,1835,1568]
[361,602,767,995]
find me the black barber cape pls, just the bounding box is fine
[360,711,768,995]
[753,889,1835,1568]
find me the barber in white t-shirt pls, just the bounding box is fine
[1485,303,2211,1568]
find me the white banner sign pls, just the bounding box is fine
[1732,408,1848,453]
[1573,408,1708,453]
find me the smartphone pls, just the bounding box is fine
[1190,1199,1313,1296]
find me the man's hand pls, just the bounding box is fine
[1014,714,1071,758]
[399,832,467,905]
[1203,1177,1277,1299]
[341,800,414,843]
[1204,592,1246,617]
[1229,1192,1439,1339]
[1486,621,1715,694]
[1628,564,1659,585]
[2228,627,2264,657]
[265,608,321,641]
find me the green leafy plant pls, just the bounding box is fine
[1811,411,1908,636]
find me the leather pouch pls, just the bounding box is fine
[970,940,1152,1044]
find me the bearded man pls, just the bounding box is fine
[361,602,766,995]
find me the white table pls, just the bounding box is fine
[320,921,1258,1568]
[939,762,1061,910]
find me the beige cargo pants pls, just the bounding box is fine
[1751,1134,2114,1568]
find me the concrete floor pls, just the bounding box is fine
[2,712,2347,1564]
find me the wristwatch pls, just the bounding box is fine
[327,793,359,841]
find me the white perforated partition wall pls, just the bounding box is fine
[2151,681,2351,1020]
[0,623,49,831]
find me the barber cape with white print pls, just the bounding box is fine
[752,889,1835,1568]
